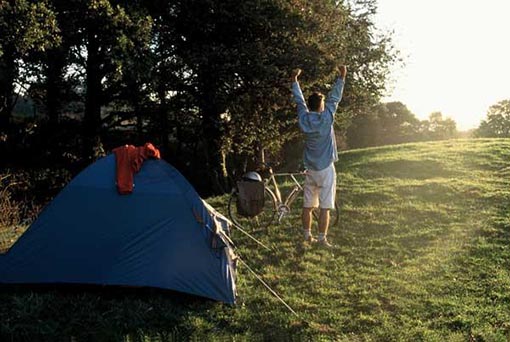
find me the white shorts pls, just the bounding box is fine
[303,164,336,209]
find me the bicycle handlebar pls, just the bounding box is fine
[260,162,306,174]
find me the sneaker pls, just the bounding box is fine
[318,238,333,248]
[304,235,317,243]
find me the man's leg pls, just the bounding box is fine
[302,207,314,241]
[318,209,332,246]
[318,164,336,246]
[318,208,330,235]
[302,171,319,242]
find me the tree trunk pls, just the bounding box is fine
[135,101,143,138]
[198,69,229,195]
[157,80,169,155]
[202,108,229,195]
[45,48,66,127]
[83,32,103,159]
[258,143,266,166]
[0,45,16,128]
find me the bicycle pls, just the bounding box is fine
[228,166,340,231]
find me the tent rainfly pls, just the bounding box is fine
[0,153,237,304]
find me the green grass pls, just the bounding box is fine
[2,138,510,341]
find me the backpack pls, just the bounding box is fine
[236,180,265,217]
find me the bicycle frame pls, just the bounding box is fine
[265,168,306,223]
[267,168,341,227]
[228,167,340,229]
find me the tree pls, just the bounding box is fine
[152,0,326,192]
[423,111,457,140]
[164,0,398,193]
[475,100,510,137]
[346,103,460,148]
[48,0,152,159]
[346,102,420,148]
[1,0,399,195]
[0,0,59,127]
[377,102,420,145]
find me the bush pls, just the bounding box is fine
[0,168,69,254]
[0,174,23,253]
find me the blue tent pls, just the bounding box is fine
[0,155,237,304]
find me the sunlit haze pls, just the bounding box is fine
[374,0,510,131]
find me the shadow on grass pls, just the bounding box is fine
[0,285,235,342]
[346,192,396,207]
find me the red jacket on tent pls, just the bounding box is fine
[113,143,161,194]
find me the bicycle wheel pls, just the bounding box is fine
[312,200,340,227]
[228,187,277,232]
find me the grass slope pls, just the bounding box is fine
[2,138,510,341]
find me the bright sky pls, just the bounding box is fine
[374,0,510,131]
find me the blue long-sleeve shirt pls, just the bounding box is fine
[292,77,345,171]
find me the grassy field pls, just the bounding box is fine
[1,138,510,341]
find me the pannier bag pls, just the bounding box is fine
[236,180,265,217]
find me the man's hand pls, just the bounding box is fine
[292,68,302,82]
[338,65,347,79]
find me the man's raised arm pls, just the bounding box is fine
[291,68,308,116]
[324,65,347,117]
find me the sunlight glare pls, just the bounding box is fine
[375,0,510,130]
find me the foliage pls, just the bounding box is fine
[475,99,510,138]
[0,0,398,194]
[0,0,60,123]
[422,111,457,141]
[0,0,59,57]
[1,139,510,340]
[0,175,20,233]
[347,102,458,148]
[0,171,45,254]
[347,101,418,147]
